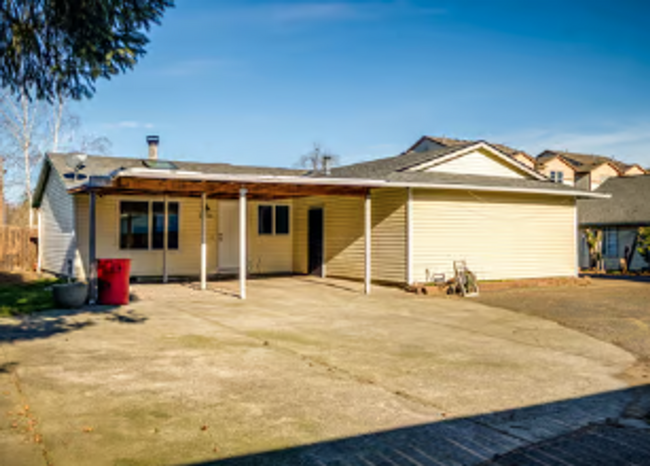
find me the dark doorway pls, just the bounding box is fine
[308,208,324,276]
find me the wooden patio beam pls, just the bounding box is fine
[108,177,370,199]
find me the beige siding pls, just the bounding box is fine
[75,194,218,278]
[370,189,407,283]
[246,200,293,274]
[423,149,526,179]
[293,189,407,283]
[294,196,366,279]
[75,195,294,278]
[512,153,535,170]
[589,164,619,190]
[537,157,576,185]
[293,195,364,278]
[412,190,577,282]
[624,166,645,176]
[41,169,79,276]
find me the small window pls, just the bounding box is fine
[120,201,149,249]
[258,205,273,235]
[603,228,618,258]
[152,202,165,249]
[275,205,290,235]
[550,171,564,183]
[152,201,179,250]
[168,202,179,249]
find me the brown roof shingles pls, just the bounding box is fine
[536,150,634,174]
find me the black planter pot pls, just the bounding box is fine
[52,282,88,309]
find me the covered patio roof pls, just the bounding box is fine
[67,165,610,200]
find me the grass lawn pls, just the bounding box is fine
[0,277,61,316]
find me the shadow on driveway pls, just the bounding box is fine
[182,386,650,466]
[581,274,650,284]
[0,305,147,343]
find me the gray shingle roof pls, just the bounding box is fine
[413,135,535,160]
[36,148,596,205]
[386,171,581,193]
[330,144,474,179]
[578,175,650,226]
[47,153,305,190]
[330,143,589,194]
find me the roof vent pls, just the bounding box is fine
[322,155,332,176]
[147,135,160,160]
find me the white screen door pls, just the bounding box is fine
[218,201,240,272]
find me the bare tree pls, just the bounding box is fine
[298,142,340,175]
[0,89,47,227]
[0,89,111,227]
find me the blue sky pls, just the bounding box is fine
[74,0,650,167]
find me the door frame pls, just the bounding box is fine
[218,200,240,273]
[307,207,325,278]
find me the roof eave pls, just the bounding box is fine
[68,167,607,199]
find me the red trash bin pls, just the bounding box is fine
[97,259,131,305]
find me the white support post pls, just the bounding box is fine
[406,187,413,285]
[574,199,580,277]
[200,193,207,290]
[163,195,168,283]
[239,188,248,299]
[36,208,42,274]
[89,190,97,304]
[364,191,371,295]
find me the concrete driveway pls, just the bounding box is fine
[0,277,640,466]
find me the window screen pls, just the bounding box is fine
[168,202,179,249]
[275,205,290,234]
[152,202,179,250]
[258,205,273,235]
[603,228,618,258]
[120,202,149,249]
[152,202,165,249]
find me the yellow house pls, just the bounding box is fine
[33,140,605,300]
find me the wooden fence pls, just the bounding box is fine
[0,226,38,272]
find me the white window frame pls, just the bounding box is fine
[550,171,564,183]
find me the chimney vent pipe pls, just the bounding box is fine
[323,155,332,176]
[147,135,160,160]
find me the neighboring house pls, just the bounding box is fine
[33,138,603,299]
[578,175,650,271]
[535,152,578,186]
[537,150,646,191]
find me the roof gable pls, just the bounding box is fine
[536,153,577,172]
[405,142,545,180]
